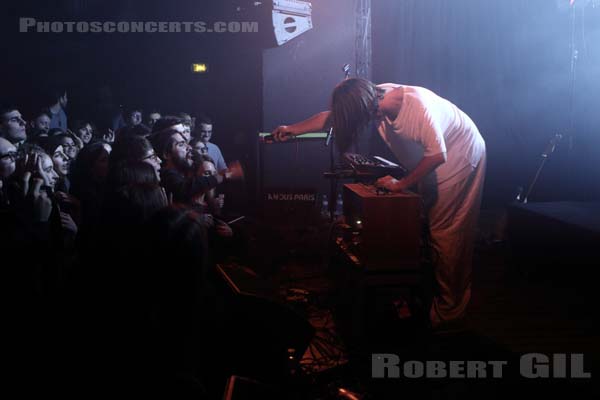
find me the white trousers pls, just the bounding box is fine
[428,155,486,327]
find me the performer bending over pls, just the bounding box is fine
[272,79,486,330]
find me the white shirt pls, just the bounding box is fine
[377,84,485,189]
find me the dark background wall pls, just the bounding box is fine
[372,0,600,206]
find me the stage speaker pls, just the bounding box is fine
[257,133,330,224]
[214,263,315,381]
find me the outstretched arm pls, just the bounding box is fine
[272,111,331,141]
[376,152,447,192]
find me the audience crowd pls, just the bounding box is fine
[1,94,244,397]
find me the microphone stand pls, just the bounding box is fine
[518,134,563,204]
[325,127,336,222]
[322,63,352,221]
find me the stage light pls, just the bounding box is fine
[191,63,208,73]
[272,0,313,45]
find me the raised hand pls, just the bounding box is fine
[224,160,244,181]
[60,211,78,234]
[30,178,53,222]
[35,155,55,189]
[67,129,84,149]
[104,129,115,143]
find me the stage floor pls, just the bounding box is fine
[242,208,600,398]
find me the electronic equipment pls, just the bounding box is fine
[343,153,407,179]
[341,183,422,271]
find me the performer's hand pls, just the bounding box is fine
[376,175,408,192]
[272,125,295,142]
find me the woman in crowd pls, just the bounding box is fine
[70,141,110,232]
[72,120,94,146]
[110,134,162,182]
[39,135,71,193]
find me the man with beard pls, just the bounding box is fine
[29,110,52,137]
[153,129,242,205]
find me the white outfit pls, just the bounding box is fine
[376,84,486,327]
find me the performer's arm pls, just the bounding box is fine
[376,152,446,192]
[272,111,331,141]
[402,153,447,188]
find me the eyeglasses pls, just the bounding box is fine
[143,153,160,162]
[0,152,19,162]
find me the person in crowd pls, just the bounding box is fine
[196,116,227,172]
[147,111,161,128]
[177,112,194,128]
[151,116,191,142]
[70,141,110,225]
[92,127,115,145]
[152,129,242,205]
[103,178,167,233]
[124,107,143,127]
[116,107,148,138]
[12,144,77,237]
[0,137,18,209]
[190,136,209,159]
[0,137,17,182]
[28,110,52,137]
[110,134,162,182]
[116,123,151,139]
[57,132,79,161]
[138,204,211,397]
[72,120,94,146]
[46,89,69,130]
[177,112,194,139]
[78,177,169,395]
[197,156,232,235]
[40,135,72,193]
[107,161,159,190]
[0,106,27,148]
